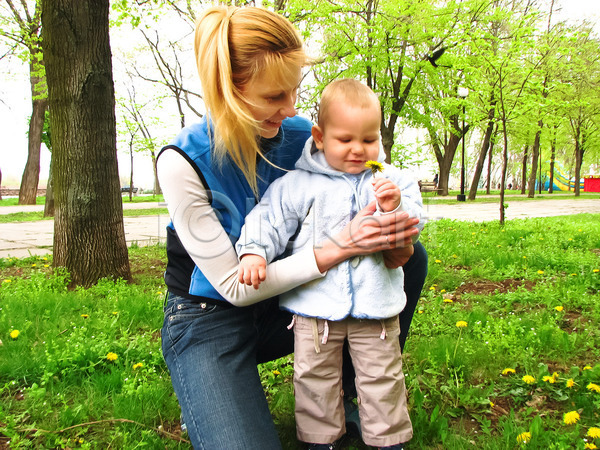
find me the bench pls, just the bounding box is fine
[419,181,441,195]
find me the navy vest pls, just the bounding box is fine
[158,116,312,301]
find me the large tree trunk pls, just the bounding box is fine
[19,59,47,205]
[42,0,131,287]
[574,130,585,197]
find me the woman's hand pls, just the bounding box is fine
[313,201,420,273]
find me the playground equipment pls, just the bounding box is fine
[537,161,584,191]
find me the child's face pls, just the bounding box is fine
[311,99,381,174]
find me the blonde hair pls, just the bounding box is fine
[194,6,308,195]
[317,79,380,129]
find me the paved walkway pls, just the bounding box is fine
[0,198,599,258]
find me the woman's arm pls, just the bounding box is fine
[158,149,325,307]
[313,202,420,273]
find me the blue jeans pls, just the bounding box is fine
[161,242,428,448]
[161,295,294,449]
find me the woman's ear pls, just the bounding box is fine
[311,125,325,150]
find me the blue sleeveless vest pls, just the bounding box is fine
[159,116,312,301]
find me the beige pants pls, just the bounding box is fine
[292,315,413,447]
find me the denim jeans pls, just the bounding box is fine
[161,241,428,448]
[161,295,294,449]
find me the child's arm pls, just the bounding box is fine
[238,254,267,290]
[372,177,401,212]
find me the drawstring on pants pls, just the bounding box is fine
[380,319,387,340]
[309,318,329,354]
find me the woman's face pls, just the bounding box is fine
[240,67,302,139]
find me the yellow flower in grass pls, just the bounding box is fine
[133,363,144,370]
[516,431,531,444]
[554,306,564,312]
[81,314,89,319]
[522,375,536,384]
[584,365,593,370]
[585,443,598,449]
[563,410,580,425]
[272,370,281,376]
[3,279,12,283]
[456,321,468,328]
[537,270,544,274]
[566,379,575,388]
[594,269,599,273]
[587,383,600,393]
[588,428,600,439]
[502,368,516,376]
[106,352,118,362]
[9,330,20,339]
[365,160,384,176]
[542,375,556,384]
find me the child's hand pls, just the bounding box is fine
[372,178,401,212]
[238,254,267,289]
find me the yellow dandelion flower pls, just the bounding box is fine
[587,383,600,393]
[585,443,598,449]
[563,410,580,425]
[31,263,36,267]
[272,370,281,376]
[593,269,599,273]
[584,365,592,370]
[81,314,89,319]
[435,259,442,263]
[106,352,118,362]
[570,273,577,276]
[133,363,144,370]
[365,160,384,176]
[537,270,544,274]
[443,298,453,303]
[522,375,536,384]
[112,311,118,315]
[502,368,516,375]
[440,289,446,293]
[554,306,563,312]
[542,375,556,384]
[552,372,559,380]
[456,321,468,328]
[43,264,49,268]
[9,330,20,339]
[566,379,575,388]
[489,401,494,407]
[429,286,436,291]
[516,431,531,444]
[587,427,600,439]
[418,310,424,314]
[3,279,11,283]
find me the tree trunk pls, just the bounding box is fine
[574,130,585,197]
[42,0,131,286]
[527,122,542,198]
[520,145,528,195]
[549,126,557,194]
[19,59,48,205]
[468,103,496,200]
[500,118,509,225]
[486,132,495,195]
[44,157,55,217]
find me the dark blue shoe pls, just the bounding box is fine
[308,443,337,449]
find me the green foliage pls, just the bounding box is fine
[1,214,600,447]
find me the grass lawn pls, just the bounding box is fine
[1,214,599,449]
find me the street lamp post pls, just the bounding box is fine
[457,87,469,202]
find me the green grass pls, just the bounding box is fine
[1,215,600,448]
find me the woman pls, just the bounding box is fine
[157,6,427,449]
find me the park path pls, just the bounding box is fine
[0,197,599,258]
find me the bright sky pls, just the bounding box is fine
[1,0,599,188]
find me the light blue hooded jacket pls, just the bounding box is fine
[236,137,425,321]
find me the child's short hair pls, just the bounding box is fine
[317,79,380,128]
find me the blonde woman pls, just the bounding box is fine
[157,6,427,449]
